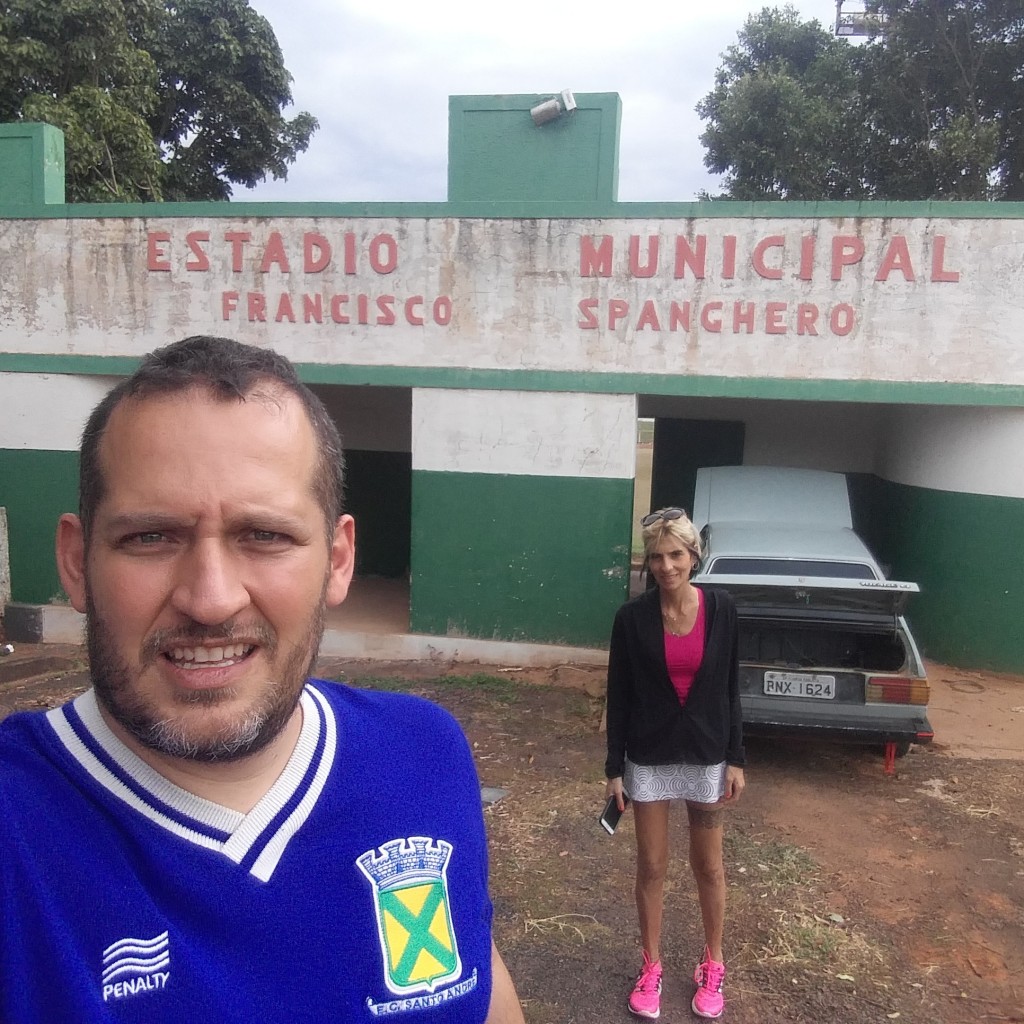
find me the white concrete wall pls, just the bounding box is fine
[879,405,1024,498]
[1,373,117,450]
[412,389,637,478]
[3,216,1021,389]
[639,395,882,473]
[0,506,9,607]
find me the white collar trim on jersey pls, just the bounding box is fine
[46,683,337,882]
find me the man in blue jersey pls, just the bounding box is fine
[0,335,525,1023]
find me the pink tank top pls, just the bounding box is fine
[664,589,705,706]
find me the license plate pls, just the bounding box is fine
[763,671,836,699]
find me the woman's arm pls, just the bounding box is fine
[604,609,632,779]
[722,594,746,768]
[485,941,525,1023]
[605,774,627,811]
[721,764,745,802]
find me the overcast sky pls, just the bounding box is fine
[241,0,837,204]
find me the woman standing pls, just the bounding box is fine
[605,508,745,1020]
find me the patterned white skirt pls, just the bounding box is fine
[624,758,727,805]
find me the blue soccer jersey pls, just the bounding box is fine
[0,680,494,1022]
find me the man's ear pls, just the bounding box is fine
[56,514,88,613]
[325,514,356,607]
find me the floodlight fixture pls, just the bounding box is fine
[530,90,577,126]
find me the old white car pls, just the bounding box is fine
[692,466,933,758]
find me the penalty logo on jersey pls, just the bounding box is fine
[357,837,462,995]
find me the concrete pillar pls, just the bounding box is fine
[409,388,636,646]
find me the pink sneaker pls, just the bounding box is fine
[692,947,726,1019]
[628,950,662,1019]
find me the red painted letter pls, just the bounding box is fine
[305,233,332,273]
[225,231,251,273]
[796,304,819,335]
[733,302,756,333]
[636,300,661,330]
[608,300,630,329]
[830,303,855,336]
[701,302,723,332]
[931,235,960,282]
[765,302,787,334]
[752,236,784,280]
[831,236,864,280]
[369,234,398,274]
[580,236,613,277]
[628,236,659,278]
[876,236,915,282]
[668,301,691,331]
[721,236,737,279]
[674,237,706,279]
[260,232,290,273]
[147,232,171,271]
[578,299,599,328]
[798,235,815,281]
[404,296,424,325]
[185,231,210,272]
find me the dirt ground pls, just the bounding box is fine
[2,648,1022,1024]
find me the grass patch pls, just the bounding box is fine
[725,830,818,892]
[725,830,885,974]
[761,909,846,963]
[755,904,884,974]
[340,672,521,703]
[523,913,607,945]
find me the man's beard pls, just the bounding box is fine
[84,588,327,763]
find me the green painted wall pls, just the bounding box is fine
[7,354,1024,409]
[850,474,1023,671]
[0,123,65,205]
[0,449,77,604]
[345,450,411,578]
[447,93,621,202]
[410,471,632,646]
[0,446,412,598]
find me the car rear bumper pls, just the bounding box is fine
[741,700,934,746]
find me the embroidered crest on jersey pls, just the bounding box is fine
[357,837,462,998]
[101,931,171,1002]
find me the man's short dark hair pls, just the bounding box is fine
[78,336,345,542]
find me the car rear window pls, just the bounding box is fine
[707,558,877,579]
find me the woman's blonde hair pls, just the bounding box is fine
[641,508,703,565]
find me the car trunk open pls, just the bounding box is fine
[698,573,920,676]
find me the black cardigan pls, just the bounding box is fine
[604,585,746,778]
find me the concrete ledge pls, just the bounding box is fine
[319,628,608,668]
[3,603,84,644]
[3,603,607,670]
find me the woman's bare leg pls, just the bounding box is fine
[686,801,726,961]
[633,799,671,960]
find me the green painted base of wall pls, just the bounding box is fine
[850,474,1023,672]
[345,450,411,578]
[410,471,632,646]
[0,449,78,604]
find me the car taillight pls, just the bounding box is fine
[865,676,930,705]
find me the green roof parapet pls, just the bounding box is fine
[447,92,621,203]
[0,123,66,207]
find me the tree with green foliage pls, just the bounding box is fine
[0,0,317,202]
[862,0,1024,200]
[697,6,869,200]
[698,1,1024,201]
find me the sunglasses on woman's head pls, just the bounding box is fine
[640,507,687,527]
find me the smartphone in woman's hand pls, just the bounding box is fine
[599,794,630,834]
